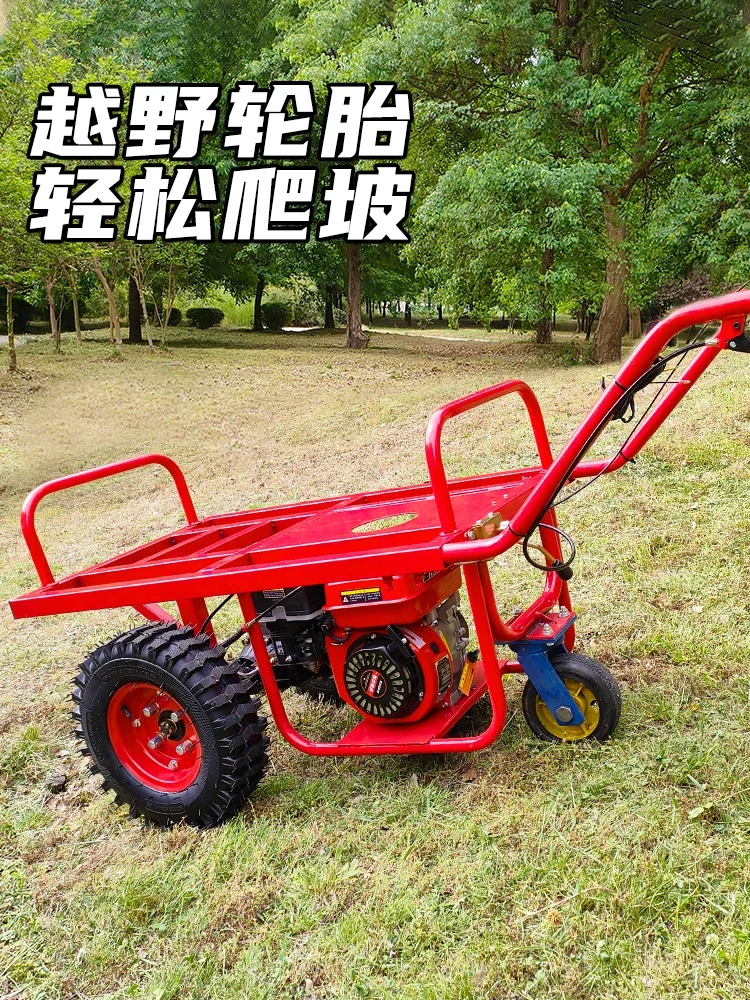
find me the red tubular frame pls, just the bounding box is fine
[20,453,199,587]
[238,561,509,756]
[425,379,554,532]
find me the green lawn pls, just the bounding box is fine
[1,326,749,1000]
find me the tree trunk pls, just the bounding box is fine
[536,247,554,344]
[594,202,628,363]
[437,304,443,321]
[404,301,412,326]
[324,285,335,328]
[44,277,60,353]
[135,280,155,350]
[152,286,163,326]
[92,259,122,348]
[536,317,552,343]
[70,280,82,345]
[253,277,265,331]
[5,284,17,373]
[367,298,373,323]
[346,243,368,349]
[128,275,143,343]
[66,268,82,345]
[628,305,643,340]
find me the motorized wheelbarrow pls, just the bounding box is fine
[9,290,750,826]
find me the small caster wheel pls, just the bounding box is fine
[72,623,269,827]
[522,650,621,743]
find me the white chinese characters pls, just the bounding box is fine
[27,81,415,244]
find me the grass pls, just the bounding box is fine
[1,324,749,1000]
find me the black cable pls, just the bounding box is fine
[542,340,706,514]
[522,523,577,573]
[524,281,749,533]
[219,586,304,651]
[550,341,704,510]
[199,593,235,635]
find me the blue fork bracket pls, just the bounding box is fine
[508,636,586,727]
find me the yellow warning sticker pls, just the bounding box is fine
[340,587,382,605]
[458,659,475,696]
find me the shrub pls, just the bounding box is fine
[186,307,224,329]
[291,285,323,327]
[59,302,76,331]
[261,301,291,330]
[3,297,37,333]
[144,303,180,325]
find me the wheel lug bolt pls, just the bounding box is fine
[147,734,165,749]
[142,702,160,717]
[168,760,178,770]
[175,739,196,756]
[132,718,141,728]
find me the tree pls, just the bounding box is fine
[282,0,748,360]
[91,252,123,348]
[411,153,604,340]
[128,275,143,343]
[0,2,71,369]
[346,244,368,348]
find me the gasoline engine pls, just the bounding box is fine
[240,585,471,722]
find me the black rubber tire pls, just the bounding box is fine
[72,623,269,827]
[521,650,621,743]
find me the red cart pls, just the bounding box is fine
[10,291,750,826]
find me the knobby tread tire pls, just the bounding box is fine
[72,623,269,827]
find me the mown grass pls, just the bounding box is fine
[1,325,749,1000]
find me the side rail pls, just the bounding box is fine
[442,290,750,564]
[425,379,554,534]
[20,454,199,587]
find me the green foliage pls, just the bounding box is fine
[261,301,292,330]
[1,0,749,362]
[411,152,604,324]
[185,306,225,329]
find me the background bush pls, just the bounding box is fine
[185,307,224,329]
[261,301,291,330]
[1,295,37,333]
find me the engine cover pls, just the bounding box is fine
[343,630,423,719]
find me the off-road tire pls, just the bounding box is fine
[72,623,269,827]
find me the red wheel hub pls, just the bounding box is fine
[107,681,201,792]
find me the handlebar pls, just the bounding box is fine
[440,290,750,564]
[21,454,198,587]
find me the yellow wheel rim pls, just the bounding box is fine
[535,679,600,741]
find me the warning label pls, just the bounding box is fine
[340,587,383,605]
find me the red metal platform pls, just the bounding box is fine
[10,467,543,619]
